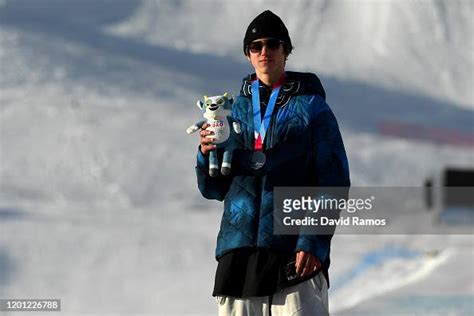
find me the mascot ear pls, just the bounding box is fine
[223,92,234,104]
[196,100,204,110]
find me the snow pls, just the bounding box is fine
[107,0,474,110]
[0,1,473,315]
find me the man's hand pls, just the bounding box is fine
[295,251,321,277]
[199,123,216,155]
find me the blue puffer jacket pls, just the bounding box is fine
[196,71,350,271]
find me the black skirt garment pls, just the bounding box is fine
[212,247,321,298]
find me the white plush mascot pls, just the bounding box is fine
[187,93,241,177]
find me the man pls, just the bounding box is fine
[196,10,350,316]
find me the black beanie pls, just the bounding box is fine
[243,10,292,54]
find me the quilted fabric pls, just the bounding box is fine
[196,72,350,265]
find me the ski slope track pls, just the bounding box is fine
[0,1,473,315]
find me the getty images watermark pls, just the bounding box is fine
[282,194,380,226]
[274,187,474,235]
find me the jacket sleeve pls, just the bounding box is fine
[295,99,350,263]
[195,147,233,201]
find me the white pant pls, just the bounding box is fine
[216,272,329,316]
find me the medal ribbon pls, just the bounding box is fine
[251,76,284,150]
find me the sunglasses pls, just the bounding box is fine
[247,38,283,54]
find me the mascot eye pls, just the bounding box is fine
[205,99,213,106]
[217,99,225,106]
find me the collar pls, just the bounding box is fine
[240,71,326,101]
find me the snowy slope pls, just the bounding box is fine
[107,0,474,110]
[330,234,474,315]
[0,1,473,315]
